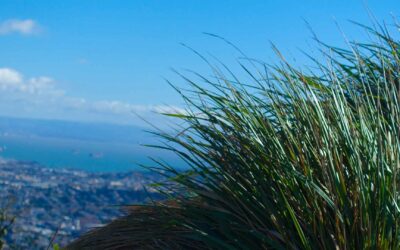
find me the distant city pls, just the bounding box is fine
[0,158,163,249]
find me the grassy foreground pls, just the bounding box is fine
[69,23,400,249]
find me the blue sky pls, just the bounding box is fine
[0,1,398,126]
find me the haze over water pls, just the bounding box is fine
[0,116,179,172]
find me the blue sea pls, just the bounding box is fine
[0,134,180,172]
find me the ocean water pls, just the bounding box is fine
[0,134,180,172]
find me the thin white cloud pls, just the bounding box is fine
[0,67,184,125]
[77,58,89,65]
[0,19,40,36]
[87,102,186,116]
[0,68,23,88]
[0,68,60,96]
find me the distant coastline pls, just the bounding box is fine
[0,116,184,172]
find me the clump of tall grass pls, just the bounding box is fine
[69,23,400,249]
